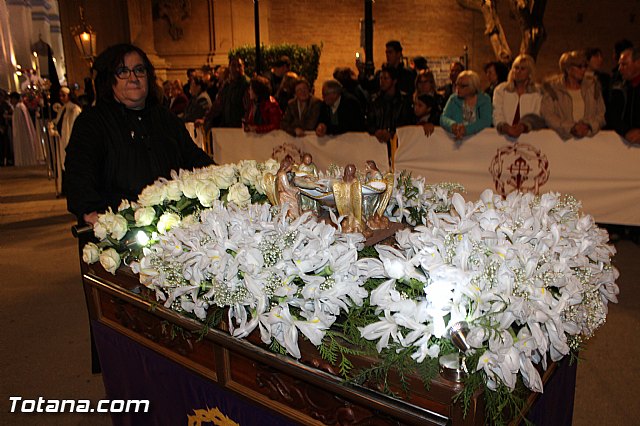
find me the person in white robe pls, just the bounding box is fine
[8,92,40,167]
[51,87,82,193]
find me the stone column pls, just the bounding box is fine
[0,0,19,90]
[7,0,37,74]
[127,0,169,80]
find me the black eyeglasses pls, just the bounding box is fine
[571,64,588,69]
[115,65,148,80]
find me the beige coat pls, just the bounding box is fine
[541,75,605,140]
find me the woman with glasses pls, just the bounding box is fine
[64,44,213,225]
[440,70,493,140]
[541,50,605,140]
[493,54,545,138]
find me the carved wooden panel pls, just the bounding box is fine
[95,285,218,380]
[227,351,407,425]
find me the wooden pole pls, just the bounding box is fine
[364,0,374,76]
[254,0,261,75]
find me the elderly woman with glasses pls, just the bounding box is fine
[440,70,493,139]
[64,43,213,226]
[541,50,605,140]
[493,54,545,138]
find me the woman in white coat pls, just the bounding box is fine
[492,54,544,138]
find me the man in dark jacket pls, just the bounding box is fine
[315,79,366,136]
[607,47,640,144]
[357,40,417,97]
[366,66,415,144]
[203,56,250,130]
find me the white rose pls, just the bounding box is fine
[157,212,181,235]
[99,248,121,275]
[164,180,183,202]
[135,206,156,227]
[212,165,237,189]
[196,181,220,207]
[138,183,165,207]
[262,158,280,174]
[181,176,200,199]
[110,214,129,240]
[240,162,262,187]
[93,221,108,240]
[227,182,251,206]
[82,242,100,264]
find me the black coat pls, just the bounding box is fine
[606,80,640,137]
[317,92,366,135]
[64,99,213,219]
[366,90,416,135]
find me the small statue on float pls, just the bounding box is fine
[294,153,319,212]
[363,160,394,230]
[263,155,301,219]
[333,164,372,236]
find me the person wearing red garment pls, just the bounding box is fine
[243,76,282,134]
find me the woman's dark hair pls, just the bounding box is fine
[250,76,272,102]
[92,43,161,106]
[483,61,509,84]
[415,94,437,110]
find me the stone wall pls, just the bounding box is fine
[57,0,639,93]
[264,0,639,92]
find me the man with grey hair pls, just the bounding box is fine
[607,47,640,144]
[315,79,365,136]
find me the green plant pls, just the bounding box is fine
[229,43,322,87]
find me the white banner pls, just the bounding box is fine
[395,126,640,226]
[211,129,389,172]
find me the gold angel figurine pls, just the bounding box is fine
[333,164,370,235]
[262,172,278,206]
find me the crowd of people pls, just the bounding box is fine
[154,38,639,147]
[1,38,637,228]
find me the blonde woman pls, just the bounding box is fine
[541,50,605,140]
[440,70,493,139]
[493,54,544,138]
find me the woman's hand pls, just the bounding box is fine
[83,211,99,226]
[374,129,392,143]
[315,123,327,137]
[451,123,466,139]
[505,123,526,138]
[422,123,435,137]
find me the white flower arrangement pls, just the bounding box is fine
[360,190,619,392]
[81,162,619,413]
[136,202,372,359]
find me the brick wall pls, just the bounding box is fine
[264,0,640,93]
